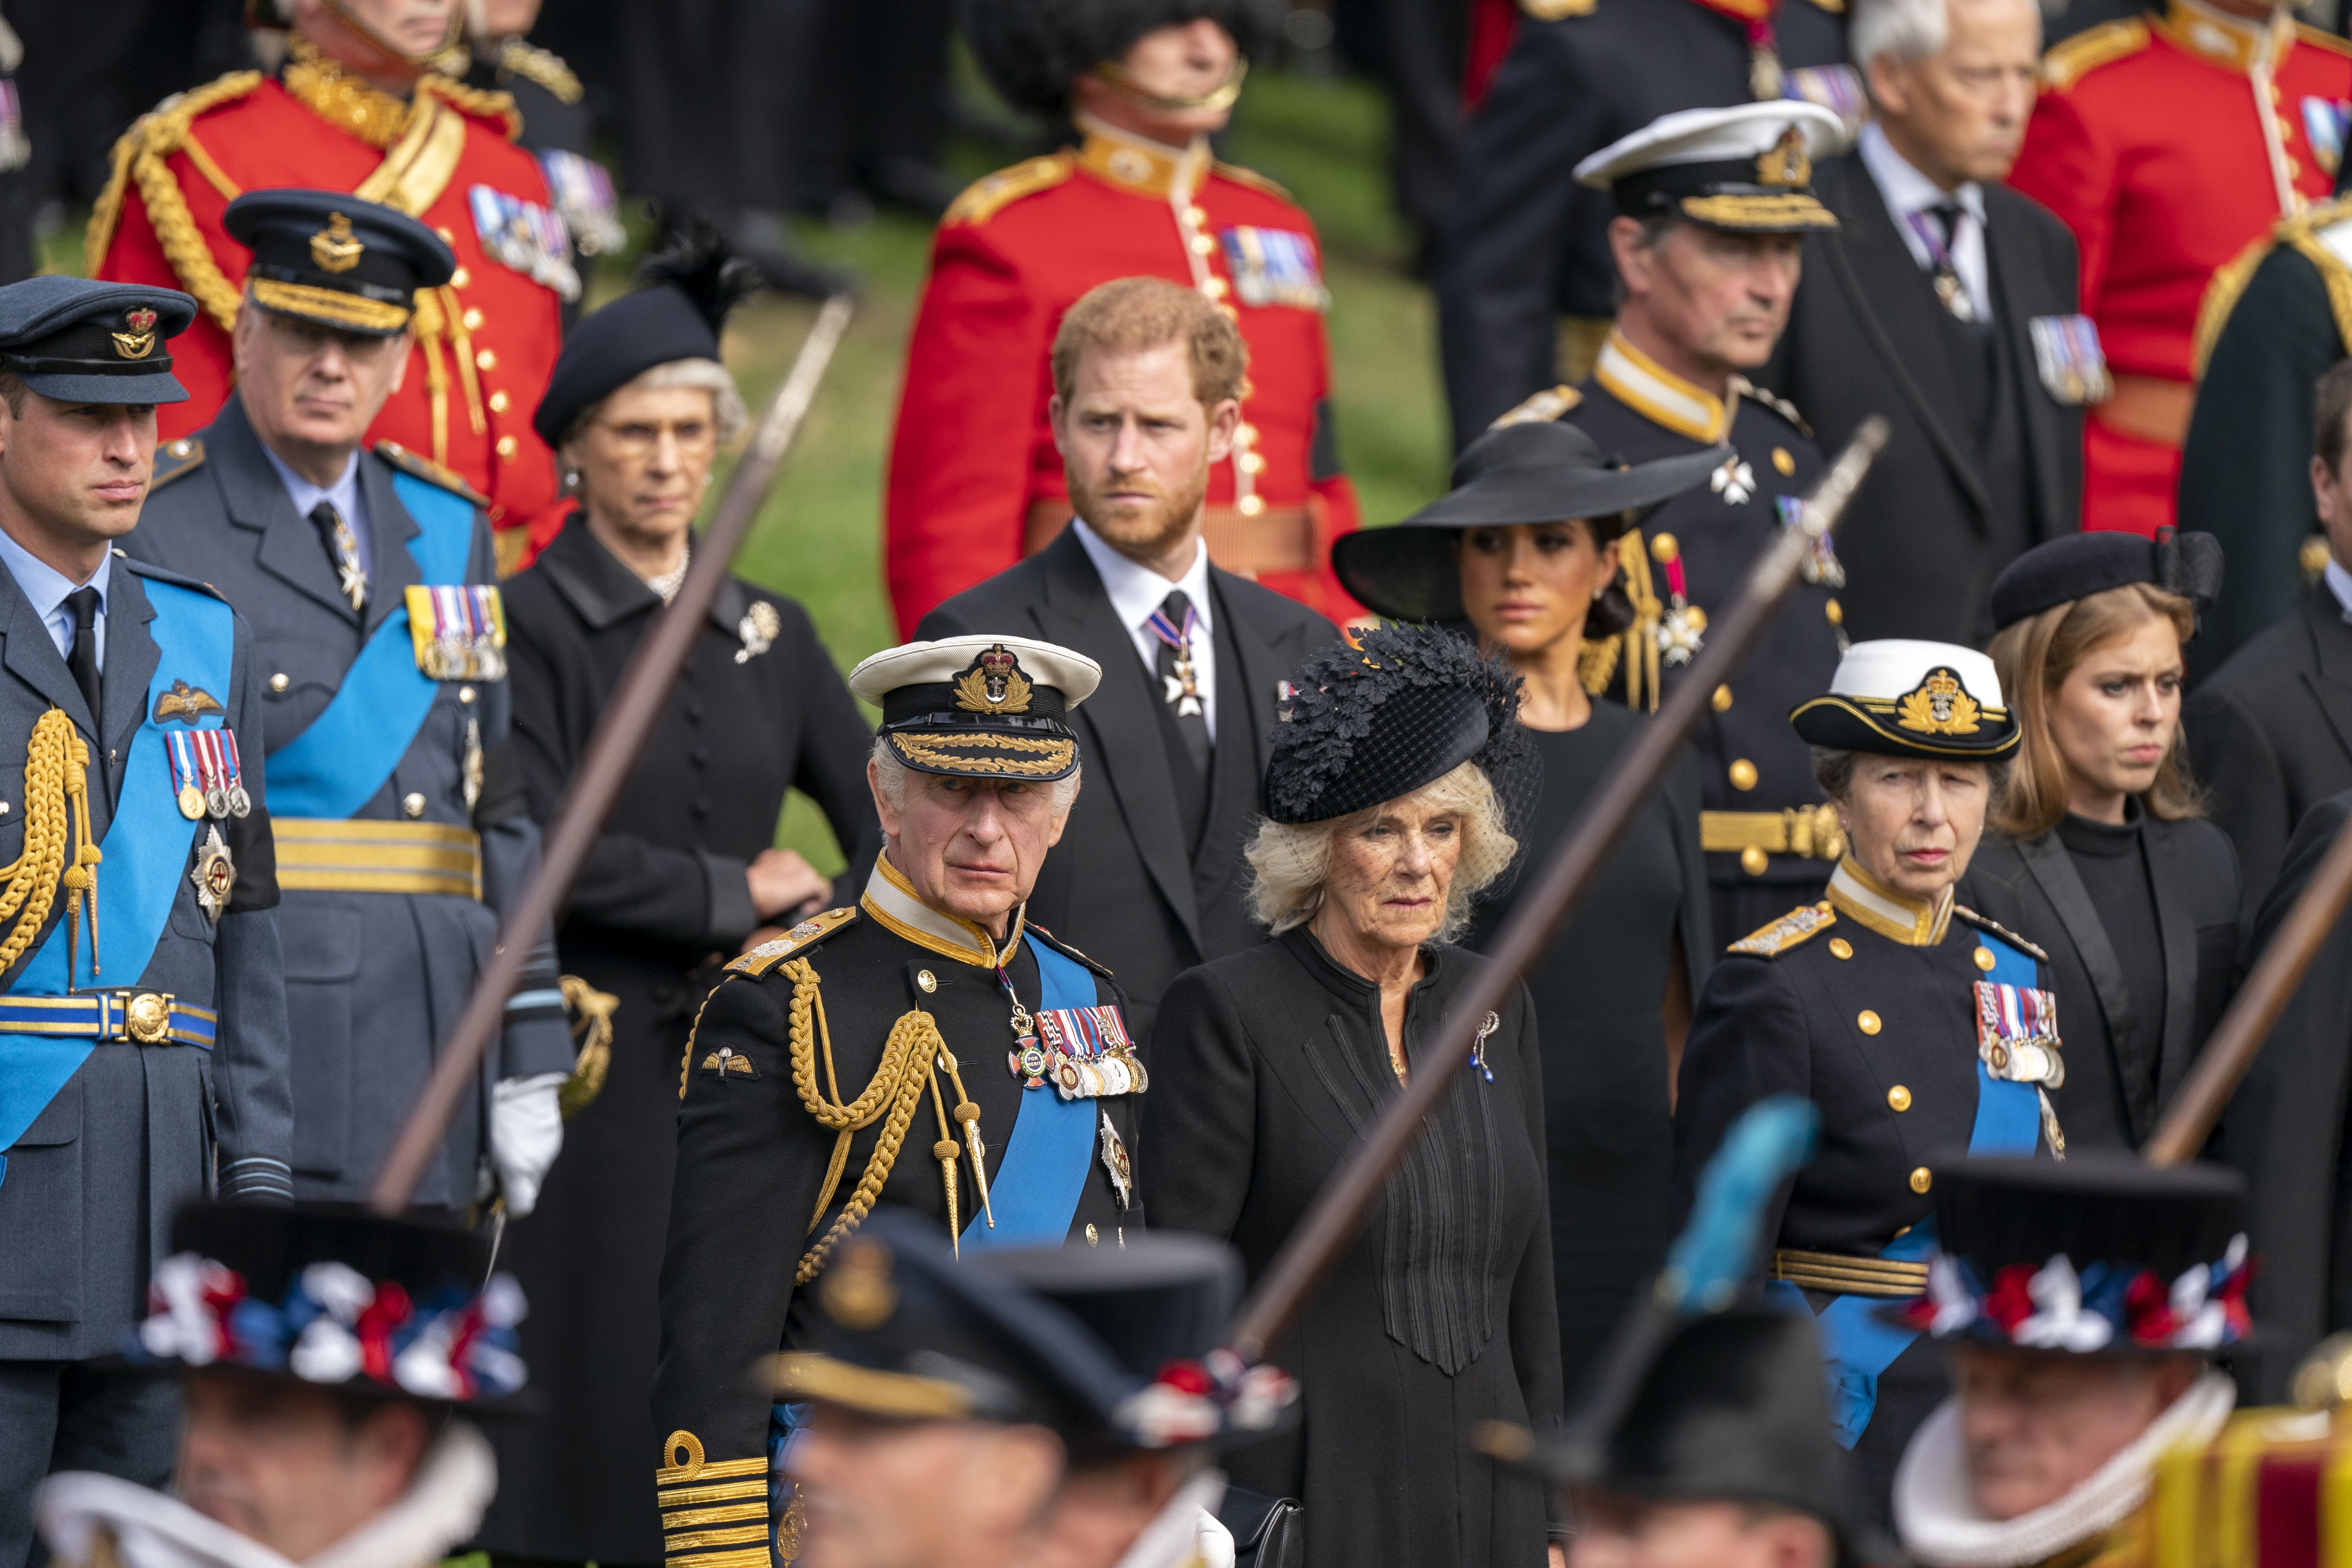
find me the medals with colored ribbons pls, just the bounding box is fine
[1975,979,2063,1088]
[1146,600,1205,717]
[166,729,250,822]
[405,584,508,682]
[1648,532,1707,666]
[1037,1002,1146,1100]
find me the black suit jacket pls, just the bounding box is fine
[1959,819,2241,1152]
[916,529,1339,1038]
[1761,153,2083,646]
[2186,588,2352,913]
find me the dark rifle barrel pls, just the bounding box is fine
[368,294,858,1214]
[1221,416,1888,1365]
[2142,806,2352,1166]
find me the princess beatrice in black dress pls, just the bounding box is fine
[479,243,878,1568]
[1147,623,1561,1568]
[1332,421,1717,1403]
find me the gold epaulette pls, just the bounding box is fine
[653,1430,770,1568]
[726,907,858,976]
[416,73,523,141]
[1731,376,1813,439]
[373,440,491,507]
[2194,194,2352,377]
[1728,901,1837,957]
[1212,160,1298,205]
[494,39,584,104]
[944,153,1075,227]
[2040,18,2150,89]
[1953,905,2050,962]
[2298,21,2352,57]
[1491,384,1583,428]
[1520,0,1597,17]
[151,436,205,490]
[84,71,267,328]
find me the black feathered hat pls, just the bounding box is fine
[962,0,1281,117]
[1987,528,2225,633]
[532,224,758,448]
[1265,623,1536,830]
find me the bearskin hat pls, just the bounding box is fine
[962,0,1284,117]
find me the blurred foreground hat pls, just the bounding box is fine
[1577,101,1848,234]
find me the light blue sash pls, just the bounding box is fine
[960,937,1102,1249]
[0,579,236,1185]
[1771,927,2046,1446]
[263,472,473,820]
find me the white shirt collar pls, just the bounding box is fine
[1859,122,1994,323]
[2325,555,2352,621]
[1070,516,1221,742]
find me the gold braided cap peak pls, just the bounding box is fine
[727,906,859,977]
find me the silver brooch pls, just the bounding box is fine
[735,600,781,664]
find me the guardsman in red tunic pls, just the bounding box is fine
[87,0,571,570]
[885,0,1363,636]
[2007,0,2352,537]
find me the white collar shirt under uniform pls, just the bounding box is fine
[0,527,110,671]
[1860,121,1993,326]
[260,444,372,579]
[1072,518,1220,743]
[2325,556,2352,621]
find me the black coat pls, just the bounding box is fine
[1960,816,2240,1152]
[2185,589,2352,914]
[1760,154,2083,646]
[1435,0,1846,440]
[1147,929,1561,1568]
[478,517,876,1564]
[916,528,1339,1039]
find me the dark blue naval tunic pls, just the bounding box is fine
[1673,859,2062,1527]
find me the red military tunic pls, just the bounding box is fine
[884,119,1364,635]
[2009,0,2352,537]
[89,50,570,563]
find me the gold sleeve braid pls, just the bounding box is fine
[83,73,264,328]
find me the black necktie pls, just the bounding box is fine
[1151,590,1212,781]
[1924,203,1975,322]
[65,585,101,722]
[310,500,367,611]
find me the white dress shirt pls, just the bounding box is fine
[0,526,109,670]
[1071,517,1220,743]
[261,445,372,578]
[2325,555,2352,621]
[1859,121,1993,325]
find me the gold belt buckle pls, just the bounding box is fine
[125,991,174,1044]
[1785,805,1845,862]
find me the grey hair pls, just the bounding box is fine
[1811,744,2011,802]
[561,357,748,451]
[1242,760,1518,943]
[1849,0,1949,71]
[869,737,1081,815]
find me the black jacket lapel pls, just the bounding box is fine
[209,398,362,623]
[0,559,94,739]
[2147,821,2202,1122]
[2017,831,2150,1129]
[1982,185,2072,545]
[98,564,160,806]
[2301,592,2352,767]
[360,452,424,641]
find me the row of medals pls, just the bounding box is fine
[1007,1009,1149,1098]
[180,778,251,822]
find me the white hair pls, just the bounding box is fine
[1242,760,1518,944]
[1849,0,1950,70]
[870,737,1081,816]
[563,356,748,450]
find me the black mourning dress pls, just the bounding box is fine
[1466,702,1713,1401]
[478,516,878,1564]
[1146,928,1562,1568]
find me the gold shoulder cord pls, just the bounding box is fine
[0,710,100,979]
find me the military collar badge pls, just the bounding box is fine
[310,212,365,275]
[189,824,236,925]
[111,308,159,361]
[1896,667,1983,737]
[953,643,1034,715]
[736,599,781,665]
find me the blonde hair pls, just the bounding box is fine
[1243,760,1517,942]
[1988,582,2202,840]
[1051,276,1248,410]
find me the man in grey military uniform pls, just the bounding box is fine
[0,277,291,1568]
[128,189,573,1217]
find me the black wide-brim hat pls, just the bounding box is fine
[1332,422,1728,622]
[223,189,455,338]
[0,277,195,404]
[1789,639,2018,761]
[533,227,758,448]
[124,1202,536,1415]
[1988,528,2225,632]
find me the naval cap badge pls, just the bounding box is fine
[953,643,1033,715]
[1896,667,1983,736]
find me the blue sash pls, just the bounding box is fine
[0,579,236,1185]
[960,936,1102,1249]
[1770,927,2047,1446]
[263,472,474,820]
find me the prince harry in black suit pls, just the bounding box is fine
[1760,0,2085,647]
[918,276,1339,1040]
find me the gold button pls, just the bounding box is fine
[2290,156,2304,177]
[463,308,484,331]
[1191,234,1217,256]
[1085,1223,1100,1246]
[917,969,936,993]
[1773,446,1795,476]
[476,348,497,371]
[1910,1167,1933,1194]
[0,801,11,816]
[495,435,519,458]
[1649,532,1680,563]
[1238,494,1266,516]
[1240,451,1266,474]
[1887,1085,1912,1112]
[1187,205,1209,224]
[1239,423,1259,442]
[401,792,427,818]
[1975,946,1996,971]
[1202,276,1229,299]
[1825,599,1844,626]
[1728,759,1758,791]
[488,390,510,414]
[1828,938,1853,959]
[169,439,192,458]
[435,225,455,243]
[1740,845,1768,876]
[268,673,289,693]
[1857,1009,1882,1035]
[458,685,476,705]
[1239,377,1256,399]
[450,267,471,287]
[1712,684,1732,712]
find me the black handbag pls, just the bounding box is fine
[1218,1487,1304,1568]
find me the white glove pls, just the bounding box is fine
[1195,1510,1235,1568]
[490,1073,568,1218]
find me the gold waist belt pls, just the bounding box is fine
[1702,806,1846,862]
[274,818,482,900]
[1770,1248,1929,1298]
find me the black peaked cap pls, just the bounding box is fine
[970,1231,1239,1384]
[176,1200,488,1305]
[223,189,454,337]
[0,276,196,404]
[1988,530,2225,631]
